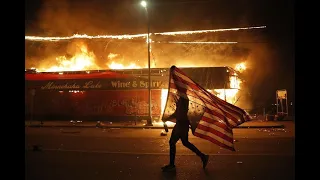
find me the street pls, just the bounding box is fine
[25,124,295,180]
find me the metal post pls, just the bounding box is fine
[286,92,288,116]
[280,99,284,114]
[276,91,278,114]
[30,89,35,124]
[145,5,153,126]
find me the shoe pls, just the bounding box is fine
[161,164,176,172]
[202,155,209,169]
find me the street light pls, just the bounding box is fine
[140,1,147,8]
[141,0,153,126]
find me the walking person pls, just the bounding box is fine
[161,96,209,172]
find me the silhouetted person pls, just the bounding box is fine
[162,96,209,172]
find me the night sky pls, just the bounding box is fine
[25,0,295,112]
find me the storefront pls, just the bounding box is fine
[25,67,241,121]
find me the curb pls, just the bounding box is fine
[236,125,284,129]
[25,125,285,129]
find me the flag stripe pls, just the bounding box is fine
[197,121,233,140]
[170,81,215,106]
[195,126,234,147]
[194,130,235,151]
[170,80,217,104]
[207,91,250,119]
[169,86,238,127]
[170,82,244,128]
[173,71,249,120]
[203,110,238,127]
[171,76,245,122]
[194,132,235,151]
[201,114,233,133]
[170,83,240,126]
[163,66,250,151]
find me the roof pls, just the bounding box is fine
[25,71,131,81]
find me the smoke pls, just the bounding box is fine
[36,0,105,35]
[29,0,271,73]
[34,0,147,36]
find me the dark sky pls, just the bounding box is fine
[25,0,295,110]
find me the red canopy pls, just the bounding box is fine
[25,71,131,81]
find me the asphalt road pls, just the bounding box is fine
[25,126,295,180]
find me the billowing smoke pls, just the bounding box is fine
[33,0,146,36]
[35,0,104,35]
[26,0,285,111]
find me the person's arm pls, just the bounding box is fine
[162,111,177,132]
[162,111,176,121]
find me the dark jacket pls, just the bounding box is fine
[165,97,190,126]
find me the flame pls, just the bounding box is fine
[230,76,241,89]
[37,43,100,72]
[161,89,168,114]
[108,61,145,69]
[25,33,147,41]
[25,26,266,41]
[106,53,147,69]
[163,41,237,44]
[214,89,239,104]
[30,41,243,106]
[150,120,176,127]
[235,62,246,73]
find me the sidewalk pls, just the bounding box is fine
[25,119,290,129]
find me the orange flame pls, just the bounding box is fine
[37,43,100,72]
[235,62,246,73]
[31,41,243,105]
[108,61,145,69]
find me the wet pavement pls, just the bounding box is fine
[25,122,295,180]
[26,151,294,180]
[25,119,292,129]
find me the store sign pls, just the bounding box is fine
[28,79,169,90]
[41,81,102,90]
[276,89,287,99]
[110,80,167,89]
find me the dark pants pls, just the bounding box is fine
[169,123,204,165]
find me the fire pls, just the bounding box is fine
[214,89,239,104]
[161,89,169,115]
[213,73,242,104]
[235,62,246,73]
[164,41,237,44]
[230,76,241,89]
[108,61,145,69]
[37,43,100,72]
[35,43,149,72]
[106,53,147,69]
[25,26,266,41]
[29,39,244,106]
[151,121,176,127]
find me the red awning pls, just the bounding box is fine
[25,71,131,81]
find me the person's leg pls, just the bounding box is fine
[169,125,180,165]
[162,125,180,171]
[180,125,204,157]
[180,125,209,169]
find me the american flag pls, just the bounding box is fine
[162,66,251,151]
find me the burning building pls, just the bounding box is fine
[25,28,258,122]
[25,66,243,121]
